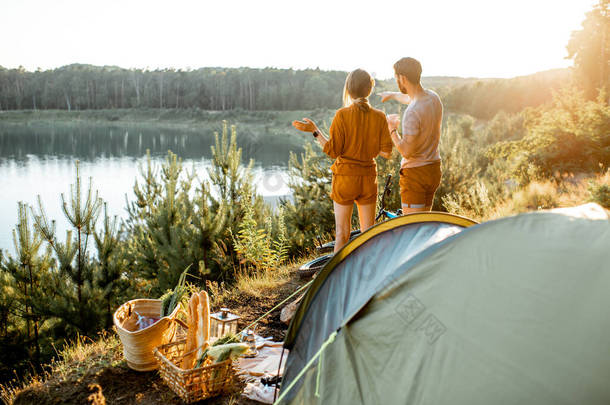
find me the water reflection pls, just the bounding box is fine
[0,122,300,254]
[0,122,303,165]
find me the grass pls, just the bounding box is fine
[0,332,122,405]
[233,260,295,298]
[50,332,123,381]
[0,256,311,405]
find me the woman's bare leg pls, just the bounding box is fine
[333,202,354,253]
[356,202,376,232]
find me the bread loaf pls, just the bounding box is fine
[196,291,210,360]
[181,293,199,369]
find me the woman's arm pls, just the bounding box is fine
[292,118,329,148]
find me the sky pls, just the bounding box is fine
[0,0,598,79]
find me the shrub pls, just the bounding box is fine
[434,114,483,211]
[232,192,288,271]
[510,181,559,212]
[487,88,610,177]
[588,170,610,208]
[442,181,494,220]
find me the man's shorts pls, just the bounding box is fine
[331,174,377,206]
[399,162,442,207]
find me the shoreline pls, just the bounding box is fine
[0,108,335,127]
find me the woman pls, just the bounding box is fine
[293,69,393,252]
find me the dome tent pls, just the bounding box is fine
[278,204,610,405]
[280,211,478,402]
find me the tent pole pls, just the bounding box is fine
[274,346,286,403]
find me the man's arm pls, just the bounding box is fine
[390,129,418,158]
[380,91,411,105]
[387,111,420,159]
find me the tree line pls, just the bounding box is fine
[0,64,576,119]
[0,65,348,111]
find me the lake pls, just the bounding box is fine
[0,120,305,255]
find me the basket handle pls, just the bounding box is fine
[173,318,188,329]
[168,310,189,342]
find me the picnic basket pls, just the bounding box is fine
[153,339,236,403]
[113,298,185,371]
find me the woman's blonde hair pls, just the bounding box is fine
[342,69,374,112]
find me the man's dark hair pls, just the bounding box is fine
[394,57,422,85]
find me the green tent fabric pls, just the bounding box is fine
[278,204,610,404]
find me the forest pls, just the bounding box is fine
[0,64,577,120]
[0,0,608,392]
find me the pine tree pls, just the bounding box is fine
[2,202,52,364]
[281,143,336,254]
[0,265,30,381]
[207,121,270,271]
[93,203,121,328]
[124,151,229,294]
[60,161,103,306]
[208,121,267,227]
[32,161,104,335]
[0,262,11,338]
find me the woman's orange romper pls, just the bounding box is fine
[323,104,393,206]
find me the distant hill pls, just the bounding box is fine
[422,76,491,89]
[439,68,572,119]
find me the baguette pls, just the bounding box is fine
[196,291,210,360]
[181,293,199,369]
[200,291,210,343]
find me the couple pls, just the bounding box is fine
[293,57,443,253]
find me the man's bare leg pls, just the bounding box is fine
[401,204,432,214]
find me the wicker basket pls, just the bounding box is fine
[113,298,183,371]
[153,339,235,403]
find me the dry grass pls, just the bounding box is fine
[233,257,302,298]
[481,172,608,222]
[205,264,294,309]
[51,332,123,380]
[445,172,609,223]
[0,332,122,405]
[510,181,560,212]
[0,377,31,405]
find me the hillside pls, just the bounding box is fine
[2,259,311,405]
[1,166,608,404]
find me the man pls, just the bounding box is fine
[382,57,443,214]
